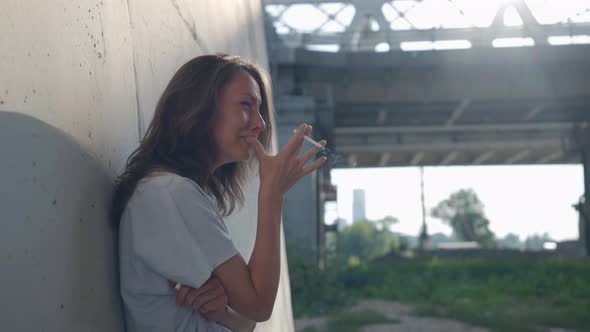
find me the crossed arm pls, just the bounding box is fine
[171,278,256,332]
[170,184,283,327]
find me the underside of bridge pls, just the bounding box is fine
[263,0,590,258]
[273,45,590,167]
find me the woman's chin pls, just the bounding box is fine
[247,147,256,160]
[243,148,253,161]
[235,147,251,161]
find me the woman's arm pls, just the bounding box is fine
[213,192,283,321]
[215,306,256,332]
[213,124,326,321]
[173,278,256,331]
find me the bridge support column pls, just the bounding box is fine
[581,151,590,257]
[578,125,590,257]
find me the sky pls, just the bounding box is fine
[328,165,584,242]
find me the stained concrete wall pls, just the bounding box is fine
[0,1,294,331]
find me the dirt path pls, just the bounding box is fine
[294,299,489,332]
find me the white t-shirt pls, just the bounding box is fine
[119,172,238,332]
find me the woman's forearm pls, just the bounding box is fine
[212,189,284,322]
[245,188,283,320]
[215,306,256,332]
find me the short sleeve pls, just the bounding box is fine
[126,175,238,289]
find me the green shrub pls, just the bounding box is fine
[288,254,590,331]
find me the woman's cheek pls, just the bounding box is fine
[242,110,249,124]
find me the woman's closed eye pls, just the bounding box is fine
[240,101,252,110]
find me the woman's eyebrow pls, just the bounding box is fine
[242,93,261,104]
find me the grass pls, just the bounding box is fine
[301,309,399,332]
[289,255,590,331]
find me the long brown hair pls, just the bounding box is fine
[111,54,274,226]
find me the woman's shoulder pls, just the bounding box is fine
[137,171,208,200]
[130,171,221,219]
[138,171,176,186]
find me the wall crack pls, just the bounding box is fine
[169,0,209,53]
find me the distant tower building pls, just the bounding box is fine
[352,189,366,222]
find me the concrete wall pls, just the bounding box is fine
[0,1,294,331]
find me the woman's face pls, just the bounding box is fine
[211,70,266,170]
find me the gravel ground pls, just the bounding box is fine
[294,300,580,332]
[295,299,490,332]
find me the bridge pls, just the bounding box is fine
[263,0,590,258]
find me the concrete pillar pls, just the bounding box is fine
[581,149,590,257]
[576,125,590,257]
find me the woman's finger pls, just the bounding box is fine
[185,281,219,306]
[301,156,327,177]
[282,123,307,155]
[299,140,326,166]
[176,285,191,306]
[200,295,227,314]
[293,125,312,157]
[181,277,219,306]
[245,137,267,160]
[191,286,225,310]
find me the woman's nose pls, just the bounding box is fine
[250,110,266,134]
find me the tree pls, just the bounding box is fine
[376,215,399,231]
[430,188,495,248]
[338,219,400,263]
[524,233,554,251]
[498,233,522,249]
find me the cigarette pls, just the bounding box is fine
[292,129,325,149]
[174,282,182,291]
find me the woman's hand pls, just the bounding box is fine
[246,123,327,197]
[173,277,228,322]
[171,277,256,331]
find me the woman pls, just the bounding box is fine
[111,54,327,332]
